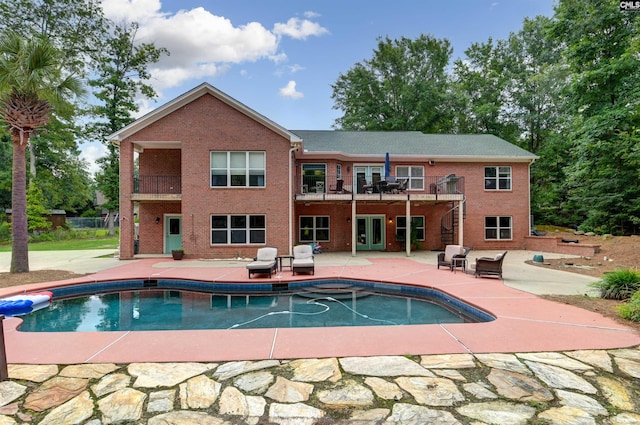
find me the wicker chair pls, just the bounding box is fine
[437,245,470,271]
[474,251,507,279]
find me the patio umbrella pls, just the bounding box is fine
[385,152,390,178]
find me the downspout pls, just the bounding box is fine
[288,145,299,256]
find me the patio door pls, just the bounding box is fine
[356,215,385,250]
[354,166,383,193]
[164,215,182,253]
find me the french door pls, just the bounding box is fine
[356,215,385,250]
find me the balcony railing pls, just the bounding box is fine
[134,175,181,194]
[295,173,464,196]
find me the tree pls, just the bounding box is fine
[0,31,84,273]
[88,22,168,235]
[551,0,640,234]
[0,0,105,219]
[26,181,51,232]
[331,35,454,132]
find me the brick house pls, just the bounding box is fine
[109,83,537,260]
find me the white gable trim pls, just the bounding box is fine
[109,82,302,145]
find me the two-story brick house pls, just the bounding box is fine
[110,83,536,260]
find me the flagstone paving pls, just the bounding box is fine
[1,347,639,424]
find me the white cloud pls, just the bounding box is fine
[279,81,303,99]
[273,17,329,40]
[304,11,321,19]
[289,64,305,73]
[100,1,328,94]
[81,143,107,176]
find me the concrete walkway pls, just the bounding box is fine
[0,247,598,296]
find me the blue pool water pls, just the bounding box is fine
[17,279,494,332]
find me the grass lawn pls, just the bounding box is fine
[0,236,119,252]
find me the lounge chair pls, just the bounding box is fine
[474,251,507,279]
[292,245,315,275]
[247,247,278,278]
[437,245,470,271]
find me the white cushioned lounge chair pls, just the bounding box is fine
[292,245,314,275]
[247,247,278,278]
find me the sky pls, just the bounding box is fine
[82,0,555,173]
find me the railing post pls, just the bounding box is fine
[0,315,8,381]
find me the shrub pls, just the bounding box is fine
[619,291,640,322]
[590,269,640,300]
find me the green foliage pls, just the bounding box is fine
[618,290,640,322]
[590,269,640,300]
[0,221,9,242]
[331,34,454,132]
[88,22,168,223]
[26,181,51,232]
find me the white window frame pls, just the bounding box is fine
[210,151,266,188]
[211,214,266,245]
[299,216,330,242]
[396,166,424,191]
[301,163,327,193]
[484,166,512,191]
[485,216,512,240]
[395,216,425,241]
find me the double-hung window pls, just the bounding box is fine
[396,166,424,190]
[211,151,265,187]
[395,216,425,241]
[485,216,512,240]
[211,215,266,244]
[299,216,330,242]
[484,166,511,190]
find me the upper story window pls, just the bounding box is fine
[302,163,326,193]
[485,166,511,190]
[211,151,265,188]
[396,166,424,190]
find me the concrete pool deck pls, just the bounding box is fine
[0,249,638,364]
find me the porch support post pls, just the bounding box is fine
[118,139,135,259]
[458,199,464,246]
[351,200,357,257]
[405,199,411,257]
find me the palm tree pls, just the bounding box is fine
[0,31,84,273]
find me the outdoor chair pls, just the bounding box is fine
[474,251,507,279]
[247,247,278,278]
[437,245,470,271]
[330,179,344,193]
[292,245,315,275]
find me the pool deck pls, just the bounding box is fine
[1,250,638,364]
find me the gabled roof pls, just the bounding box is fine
[291,130,537,162]
[109,82,302,145]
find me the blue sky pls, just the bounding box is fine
[83,0,555,172]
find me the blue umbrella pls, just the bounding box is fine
[384,152,390,178]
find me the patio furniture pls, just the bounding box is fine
[247,247,278,278]
[330,179,344,193]
[437,245,470,271]
[292,245,315,275]
[474,251,507,279]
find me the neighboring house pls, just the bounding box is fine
[109,83,537,260]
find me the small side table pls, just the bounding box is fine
[451,257,467,273]
[277,255,294,272]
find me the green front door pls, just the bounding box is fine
[164,215,182,253]
[356,215,385,250]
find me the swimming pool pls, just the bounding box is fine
[17,279,495,332]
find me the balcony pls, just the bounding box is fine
[294,174,465,203]
[132,175,181,202]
